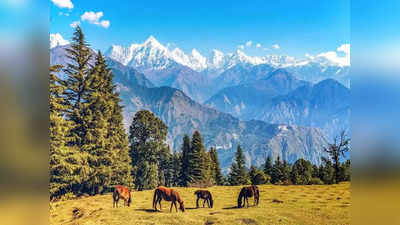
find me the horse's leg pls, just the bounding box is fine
[207,198,211,208]
[170,201,173,213]
[196,197,199,208]
[159,198,162,210]
[246,197,249,208]
[203,199,206,208]
[174,201,178,212]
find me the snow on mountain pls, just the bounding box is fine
[189,49,207,71]
[105,35,350,78]
[106,36,206,72]
[207,49,225,70]
[50,33,70,49]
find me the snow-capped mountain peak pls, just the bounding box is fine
[105,35,350,74]
[143,35,164,48]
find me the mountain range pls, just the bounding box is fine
[50,44,334,171]
[104,36,350,102]
[206,69,350,139]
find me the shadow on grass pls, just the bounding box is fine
[223,205,258,210]
[134,209,158,213]
[222,206,240,210]
[135,208,200,213]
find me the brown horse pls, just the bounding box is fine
[194,190,214,208]
[153,186,185,212]
[237,185,259,208]
[113,185,132,208]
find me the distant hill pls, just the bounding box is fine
[206,69,349,139]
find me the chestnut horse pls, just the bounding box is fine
[237,185,259,208]
[113,185,132,208]
[153,186,185,212]
[194,190,214,208]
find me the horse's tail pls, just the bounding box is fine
[237,188,243,208]
[152,189,158,209]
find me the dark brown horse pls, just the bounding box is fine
[113,185,132,208]
[194,190,214,208]
[237,185,259,208]
[153,186,185,212]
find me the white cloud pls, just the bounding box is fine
[315,44,350,66]
[70,21,80,28]
[337,44,350,55]
[50,33,70,48]
[263,47,269,51]
[51,0,73,9]
[237,45,244,50]
[81,11,110,28]
[305,53,314,60]
[245,41,252,47]
[256,43,261,48]
[272,44,280,49]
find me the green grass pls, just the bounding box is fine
[50,182,350,225]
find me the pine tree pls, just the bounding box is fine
[158,145,171,186]
[80,51,115,194]
[271,156,283,184]
[263,155,273,177]
[103,57,133,189]
[203,149,214,185]
[129,110,169,190]
[249,166,268,185]
[189,131,207,184]
[228,145,249,185]
[170,151,182,186]
[290,159,313,185]
[179,134,192,186]
[281,160,291,183]
[61,26,94,194]
[62,26,93,148]
[209,147,224,185]
[49,65,83,199]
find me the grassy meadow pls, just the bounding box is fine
[50,182,350,225]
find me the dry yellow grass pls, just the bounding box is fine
[50,182,350,225]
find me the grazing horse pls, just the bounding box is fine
[153,186,185,213]
[194,190,214,208]
[237,185,259,208]
[113,185,132,208]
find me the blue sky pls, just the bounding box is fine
[50,0,349,57]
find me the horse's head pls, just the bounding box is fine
[179,201,185,212]
[237,191,243,208]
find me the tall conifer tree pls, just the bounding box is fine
[209,147,224,185]
[189,131,207,184]
[129,110,168,190]
[49,65,83,198]
[228,145,249,185]
[179,134,192,186]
